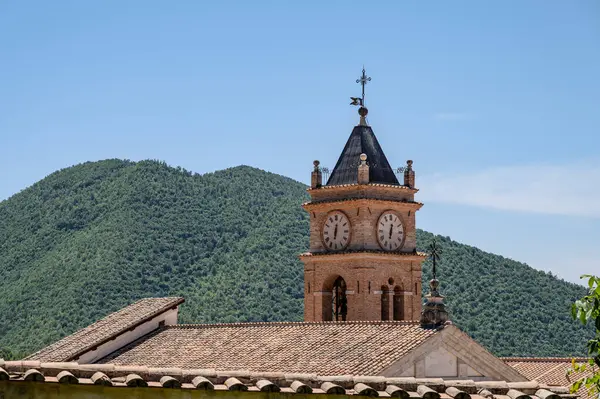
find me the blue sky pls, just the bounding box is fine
[1,1,598,284]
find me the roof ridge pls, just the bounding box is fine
[166,320,424,329]
[25,297,184,361]
[502,357,590,362]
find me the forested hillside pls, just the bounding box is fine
[0,160,591,358]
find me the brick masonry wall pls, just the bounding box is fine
[306,201,420,253]
[308,185,417,203]
[303,256,423,322]
[302,182,425,322]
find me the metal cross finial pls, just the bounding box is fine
[356,67,371,106]
[428,238,442,281]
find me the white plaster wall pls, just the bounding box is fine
[424,347,457,377]
[466,365,483,377]
[399,364,414,377]
[77,307,179,364]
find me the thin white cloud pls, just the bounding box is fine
[433,112,472,121]
[419,161,600,218]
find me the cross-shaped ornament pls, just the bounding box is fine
[356,67,372,106]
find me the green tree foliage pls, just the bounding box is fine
[569,275,600,397]
[0,160,593,357]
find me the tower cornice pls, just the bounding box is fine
[308,183,419,193]
[302,198,423,211]
[299,250,427,262]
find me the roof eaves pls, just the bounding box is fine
[0,361,573,396]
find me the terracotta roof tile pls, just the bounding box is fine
[25,297,184,362]
[2,361,571,398]
[99,321,438,376]
[504,358,594,399]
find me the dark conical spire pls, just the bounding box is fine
[326,124,400,186]
[331,67,398,186]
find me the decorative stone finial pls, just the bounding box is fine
[311,160,322,189]
[358,153,369,185]
[420,239,449,329]
[358,107,368,126]
[404,160,415,188]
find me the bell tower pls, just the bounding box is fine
[300,69,426,322]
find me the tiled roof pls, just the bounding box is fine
[504,358,593,399]
[25,297,184,362]
[99,321,438,375]
[327,125,400,186]
[0,360,573,398]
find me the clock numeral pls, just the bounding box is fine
[342,222,347,226]
[329,217,333,223]
[343,236,347,241]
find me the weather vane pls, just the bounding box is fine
[428,238,442,281]
[350,67,371,107]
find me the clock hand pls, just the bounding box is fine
[389,223,393,239]
[334,224,338,240]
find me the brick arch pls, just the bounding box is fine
[322,274,346,292]
[321,275,348,322]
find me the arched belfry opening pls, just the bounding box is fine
[393,286,404,321]
[332,277,347,321]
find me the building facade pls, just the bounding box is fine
[301,108,426,322]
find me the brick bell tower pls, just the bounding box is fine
[300,69,426,322]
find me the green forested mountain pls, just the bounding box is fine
[0,160,591,359]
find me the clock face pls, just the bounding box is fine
[322,211,351,251]
[377,211,405,251]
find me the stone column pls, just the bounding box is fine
[387,290,394,320]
